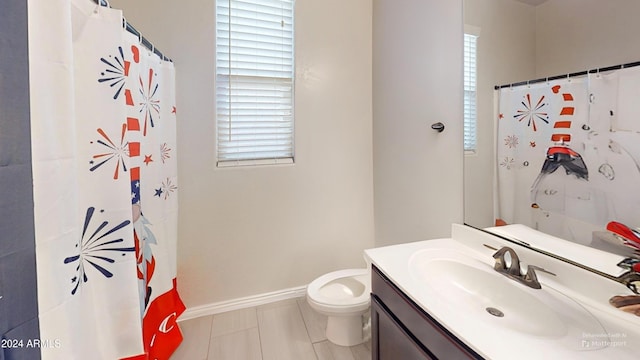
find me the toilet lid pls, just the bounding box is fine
[307,268,370,307]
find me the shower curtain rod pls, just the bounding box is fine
[494,60,640,90]
[92,0,172,62]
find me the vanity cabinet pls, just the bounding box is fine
[371,265,482,360]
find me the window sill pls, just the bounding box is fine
[216,157,294,168]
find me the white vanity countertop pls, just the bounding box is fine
[365,224,640,360]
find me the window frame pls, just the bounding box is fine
[215,0,296,167]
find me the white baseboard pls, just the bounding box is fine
[178,285,308,322]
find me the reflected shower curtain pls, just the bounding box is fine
[28,0,184,359]
[496,71,640,246]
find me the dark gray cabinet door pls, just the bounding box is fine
[372,296,434,360]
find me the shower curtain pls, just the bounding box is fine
[28,0,184,359]
[496,69,640,247]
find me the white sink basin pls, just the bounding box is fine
[409,248,608,350]
[365,225,640,359]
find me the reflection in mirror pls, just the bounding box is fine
[463,0,640,273]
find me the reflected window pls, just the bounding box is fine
[464,32,478,153]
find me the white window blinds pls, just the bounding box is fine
[464,32,478,153]
[216,0,295,166]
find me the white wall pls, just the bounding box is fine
[536,0,640,76]
[463,0,536,228]
[110,0,374,308]
[373,0,464,246]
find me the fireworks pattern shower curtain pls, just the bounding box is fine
[28,0,184,358]
[496,68,640,249]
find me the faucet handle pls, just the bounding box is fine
[523,265,555,290]
[523,266,541,289]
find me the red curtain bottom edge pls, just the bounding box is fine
[122,278,186,360]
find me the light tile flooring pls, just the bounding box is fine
[171,297,371,360]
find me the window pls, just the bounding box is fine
[463,30,478,153]
[216,0,295,166]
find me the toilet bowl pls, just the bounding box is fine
[306,268,371,346]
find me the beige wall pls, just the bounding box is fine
[536,0,640,76]
[463,0,536,228]
[110,0,374,308]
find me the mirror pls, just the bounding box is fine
[463,0,640,274]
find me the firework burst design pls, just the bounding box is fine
[155,177,177,200]
[504,135,519,149]
[160,143,172,164]
[514,94,549,131]
[63,207,135,295]
[97,47,128,100]
[89,124,129,180]
[500,157,515,170]
[139,68,160,136]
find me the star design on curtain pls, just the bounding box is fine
[63,207,135,295]
[514,94,549,131]
[98,46,129,100]
[504,135,519,149]
[160,143,172,163]
[139,68,160,136]
[89,124,130,180]
[154,177,177,200]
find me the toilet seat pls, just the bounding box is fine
[307,268,371,346]
[307,268,370,313]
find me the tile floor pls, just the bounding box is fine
[171,297,371,360]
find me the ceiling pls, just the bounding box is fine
[513,0,549,6]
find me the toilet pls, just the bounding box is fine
[306,268,371,346]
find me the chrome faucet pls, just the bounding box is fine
[615,258,640,294]
[492,247,553,289]
[492,247,522,276]
[617,272,640,294]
